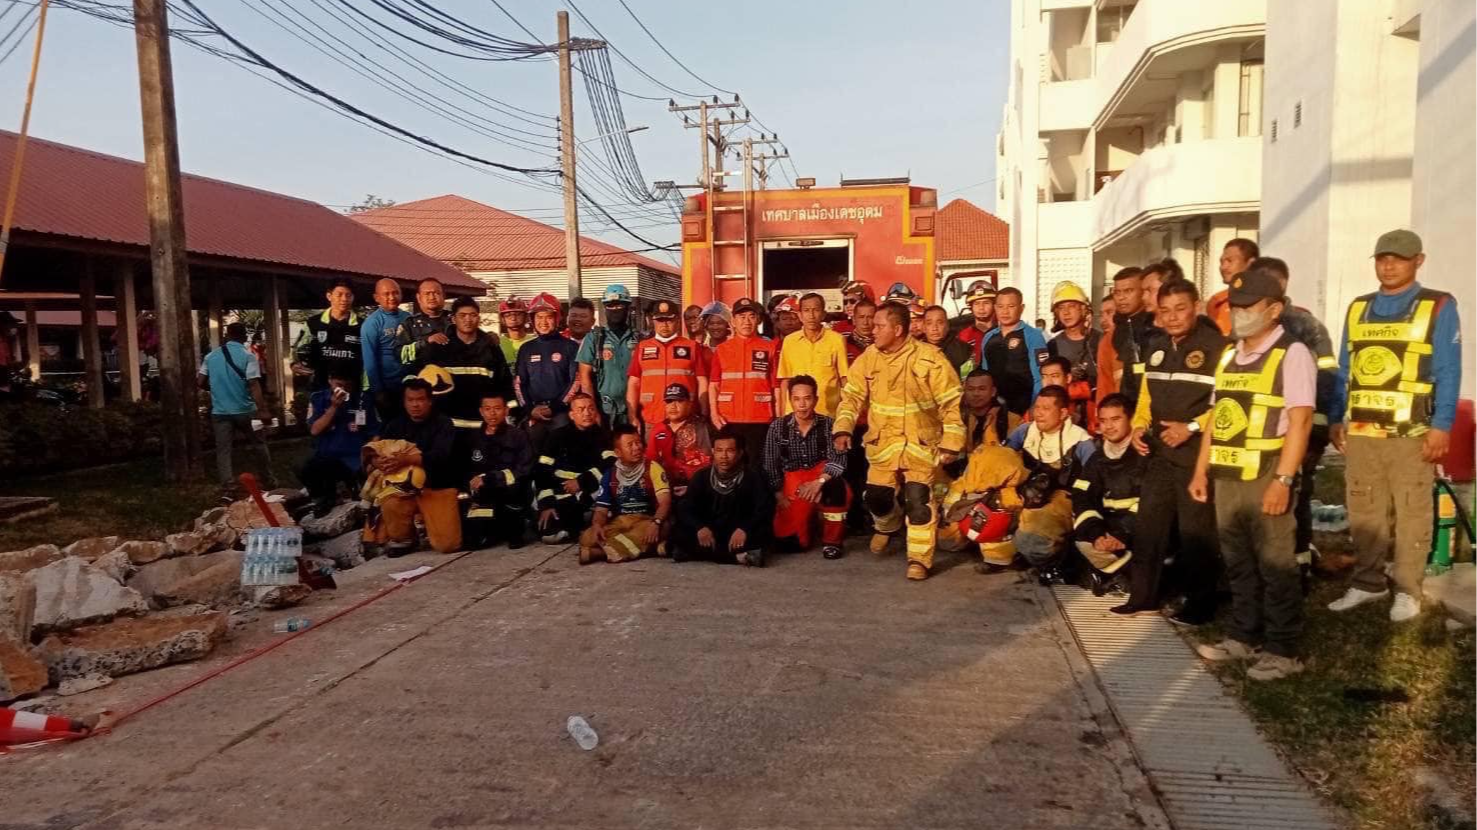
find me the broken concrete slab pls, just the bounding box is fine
[0,571,36,643]
[57,672,113,696]
[29,557,149,635]
[61,536,122,562]
[250,583,311,609]
[36,611,227,682]
[126,551,243,609]
[301,502,363,540]
[155,553,244,609]
[193,506,227,532]
[0,635,47,701]
[0,544,64,574]
[113,540,171,566]
[317,531,365,570]
[91,549,136,584]
[165,530,217,558]
[225,499,294,532]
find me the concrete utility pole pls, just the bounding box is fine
[557,11,581,305]
[133,0,198,481]
[748,135,788,191]
[670,97,744,190]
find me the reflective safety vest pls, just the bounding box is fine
[1209,331,1294,481]
[1345,289,1445,435]
[712,335,776,424]
[633,336,702,425]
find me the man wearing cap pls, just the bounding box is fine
[833,280,875,336]
[709,297,778,467]
[497,296,536,367]
[779,292,851,418]
[419,296,513,431]
[1327,229,1462,623]
[395,278,455,374]
[955,279,997,357]
[646,383,712,496]
[834,302,966,581]
[515,292,580,446]
[1189,266,1316,680]
[627,299,708,434]
[577,285,639,427]
[362,279,410,421]
[978,287,1050,418]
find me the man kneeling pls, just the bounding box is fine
[672,427,774,565]
[1070,394,1144,595]
[579,424,672,564]
[464,393,533,550]
[362,378,462,556]
[765,375,850,559]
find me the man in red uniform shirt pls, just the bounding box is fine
[646,384,712,496]
[626,300,707,435]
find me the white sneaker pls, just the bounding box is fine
[1389,593,1422,623]
[1328,587,1389,612]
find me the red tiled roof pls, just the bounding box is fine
[936,198,1009,262]
[352,194,680,276]
[0,131,481,291]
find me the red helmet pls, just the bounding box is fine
[499,295,528,314]
[527,292,560,315]
[773,295,800,315]
[959,502,1012,543]
[841,280,875,302]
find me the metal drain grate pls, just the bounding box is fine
[1052,587,1340,830]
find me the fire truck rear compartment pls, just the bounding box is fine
[760,242,850,304]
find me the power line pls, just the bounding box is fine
[614,0,734,96]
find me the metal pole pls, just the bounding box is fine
[558,11,582,303]
[0,0,50,284]
[133,0,197,480]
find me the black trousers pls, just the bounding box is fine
[298,455,358,506]
[671,520,770,564]
[845,423,871,529]
[537,494,591,537]
[463,482,530,549]
[728,422,771,472]
[1126,454,1221,611]
[1293,427,1330,555]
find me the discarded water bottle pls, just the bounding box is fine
[566,715,598,750]
[273,617,311,633]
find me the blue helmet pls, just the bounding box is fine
[601,284,632,304]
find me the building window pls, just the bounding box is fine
[1294,101,1302,127]
[1238,60,1264,137]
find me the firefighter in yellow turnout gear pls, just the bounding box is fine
[833,301,965,580]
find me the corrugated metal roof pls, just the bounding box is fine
[937,198,1010,262]
[0,131,482,291]
[351,194,681,277]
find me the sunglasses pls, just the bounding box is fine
[843,297,861,306]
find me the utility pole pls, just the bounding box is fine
[748,135,788,191]
[670,97,744,190]
[133,0,197,481]
[557,11,581,304]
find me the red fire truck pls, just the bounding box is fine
[681,177,938,310]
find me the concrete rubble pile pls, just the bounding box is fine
[0,490,374,704]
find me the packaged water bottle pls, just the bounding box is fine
[566,715,598,750]
[273,617,311,633]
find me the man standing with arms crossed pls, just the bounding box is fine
[834,302,965,580]
[1327,230,1462,623]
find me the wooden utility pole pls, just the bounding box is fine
[557,11,581,304]
[133,0,197,481]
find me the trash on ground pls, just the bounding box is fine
[273,618,311,634]
[566,715,598,750]
[389,565,434,582]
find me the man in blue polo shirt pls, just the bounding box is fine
[361,278,410,420]
[198,322,273,496]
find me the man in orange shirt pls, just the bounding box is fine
[709,297,777,468]
[1205,238,1259,335]
[626,300,707,435]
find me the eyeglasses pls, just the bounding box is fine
[843,297,861,306]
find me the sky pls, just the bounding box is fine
[0,0,1009,258]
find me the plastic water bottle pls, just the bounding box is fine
[273,617,311,633]
[566,715,598,750]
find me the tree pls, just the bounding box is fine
[347,194,396,213]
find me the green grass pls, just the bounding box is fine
[1193,453,1476,830]
[0,439,311,551]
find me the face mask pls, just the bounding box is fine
[654,331,678,343]
[1230,307,1268,339]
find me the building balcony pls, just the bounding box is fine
[1090,136,1261,248]
[1042,0,1092,9]
[1094,0,1266,129]
[1039,199,1093,250]
[1039,79,1095,132]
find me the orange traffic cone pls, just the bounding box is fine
[0,709,90,744]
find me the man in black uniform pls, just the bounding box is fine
[534,392,615,544]
[1071,393,1146,595]
[395,278,455,373]
[1116,279,1228,623]
[672,426,775,566]
[419,296,512,431]
[463,392,534,550]
[294,279,363,391]
[1109,266,1156,411]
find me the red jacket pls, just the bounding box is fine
[646,418,712,487]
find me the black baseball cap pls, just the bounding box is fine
[1227,269,1285,307]
[650,300,680,319]
[731,297,762,316]
[663,383,691,402]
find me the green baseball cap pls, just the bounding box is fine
[1373,229,1423,258]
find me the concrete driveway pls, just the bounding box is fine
[4,541,1164,829]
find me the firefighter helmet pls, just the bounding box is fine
[381,465,426,496]
[884,281,919,303]
[773,295,800,315]
[959,501,1013,543]
[527,292,560,315]
[700,300,732,322]
[416,365,455,396]
[908,298,926,318]
[965,279,997,304]
[841,280,875,302]
[498,295,528,314]
[1050,280,1089,309]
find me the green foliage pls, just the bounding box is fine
[0,401,166,475]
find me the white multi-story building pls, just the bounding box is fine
[999,0,1266,319]
[1260,0,1474,396]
